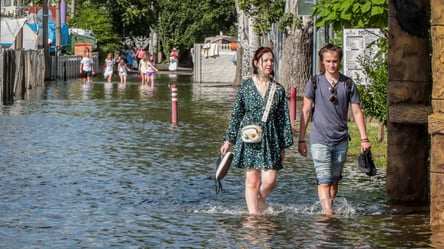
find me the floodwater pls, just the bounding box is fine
[0,73,442,248]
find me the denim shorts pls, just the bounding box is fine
[311,140,348,185]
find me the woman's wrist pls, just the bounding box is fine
[298,140,306,144]
[224,141,231,145]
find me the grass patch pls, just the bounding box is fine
[348,120,387,169]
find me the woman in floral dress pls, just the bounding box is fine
[220,47,294,214]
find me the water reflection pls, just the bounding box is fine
[0,74,436,248]
[240,215,279,248]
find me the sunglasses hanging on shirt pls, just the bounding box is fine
[329,84,337,103]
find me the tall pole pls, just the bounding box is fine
[70,0,75,18]
[56,0,61,51]
[55,0,61,78]
[0,0,2,46]
[15,0,24,49]
[42,0,51,80]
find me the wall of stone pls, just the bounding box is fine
[193,43,237,84]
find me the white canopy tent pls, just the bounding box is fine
[1,18,38,49]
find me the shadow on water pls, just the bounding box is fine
[0,73,438,248]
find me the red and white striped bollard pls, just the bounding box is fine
[171,83,178,125]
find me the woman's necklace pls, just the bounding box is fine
[253,75,269,97]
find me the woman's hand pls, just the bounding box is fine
[220,141,230,154]
[280,149,285,162]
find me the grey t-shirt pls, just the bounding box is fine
[304,74,360,145]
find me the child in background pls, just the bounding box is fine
[80,49,95,83]
[146,54,158,88]
[138,54,148,87]
[118,59,131,85]
[103,53,115,83]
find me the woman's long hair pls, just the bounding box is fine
[252,47,275,79]
[318,43,343,74]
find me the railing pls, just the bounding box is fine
[51,52,100,80]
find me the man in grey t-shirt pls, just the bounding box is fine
[298,43,371,215]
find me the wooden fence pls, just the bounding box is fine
[1,50,99,105]
[1,49,45,104]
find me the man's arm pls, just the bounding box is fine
[351,103,371,152]
[298,97,313,156]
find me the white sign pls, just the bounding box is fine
[298,0,316,16]
[343,28,384,85]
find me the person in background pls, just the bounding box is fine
[125,46,135,69]
[146,54,158,88]
[170,47,178,60]
[169,47,179,71]
[220,47,294,215]
[136,48,146,67]
[138,54,148,87]
[298,43,371,215]
[103,53,115,83]
[80,49,95,83]
[117,59,131,85]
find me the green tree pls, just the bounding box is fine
[356,39,388,126]
[94,0,159,37]
[313,0,387,31]
[236,0,285,46]
[158,0,236,56]
[67,1,121,56]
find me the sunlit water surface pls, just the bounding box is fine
[0,74,441,248]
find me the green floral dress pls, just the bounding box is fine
[224,78,294,170]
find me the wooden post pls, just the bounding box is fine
[430,0,444,226]
[387,0,431,203]
[289,87,297,126]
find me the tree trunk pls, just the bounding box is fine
[378,122,385,143]
[234,4,259,86]
[279,1,313,91]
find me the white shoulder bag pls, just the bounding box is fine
[241,83,277,143]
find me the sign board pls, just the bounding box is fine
[343,28,384,85]
[298,0,316,16]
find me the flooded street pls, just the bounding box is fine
[0,74,441,248]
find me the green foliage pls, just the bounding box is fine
[67,2,121,57]
[158,0,236,54]
[312,0,388,32]
[356,38,388,126]
[94,0,159,37]
[237,0,285,39]
[278,13,302,32]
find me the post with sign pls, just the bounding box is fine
[343,28,384,84]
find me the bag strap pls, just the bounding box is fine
[261,82,277,123]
